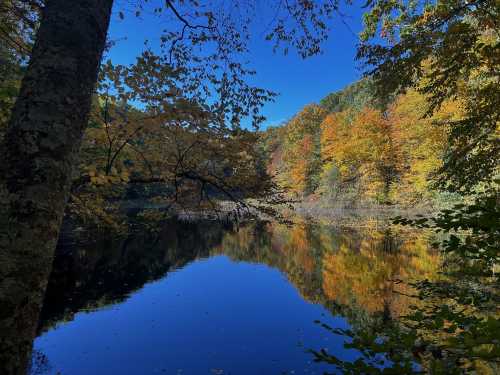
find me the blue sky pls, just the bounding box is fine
[107,1,367,128]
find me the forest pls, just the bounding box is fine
[0,0,499,374]
[260,79,460,208]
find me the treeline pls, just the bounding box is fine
[260,79,462,208]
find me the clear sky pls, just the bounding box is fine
[107,1,367,128]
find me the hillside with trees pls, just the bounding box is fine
[260,79,463,209]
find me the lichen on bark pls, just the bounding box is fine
[0,1,113,374]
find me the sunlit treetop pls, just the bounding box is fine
[358,0,500,192]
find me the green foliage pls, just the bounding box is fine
[318,163,341,198]
[310,321,418,374]
[395,186,500,273]
[312,187,500,373]
[358,0,500,193]
[320,78,378,113]
[279,104,327,195]
[0,0,39,136]
[306,1,500,368]
[0,1,40,60]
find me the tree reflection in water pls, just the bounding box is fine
[32,218,438,373]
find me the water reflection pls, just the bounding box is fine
[38,219,226,334]
[213,222,438,317]
[33,218,438,374]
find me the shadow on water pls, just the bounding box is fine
[30,217,439,374]
[37,219,232,335]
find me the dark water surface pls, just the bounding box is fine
[31,219,438,374]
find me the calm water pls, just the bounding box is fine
[31,219,438,374]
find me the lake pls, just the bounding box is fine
[30,219,438,374]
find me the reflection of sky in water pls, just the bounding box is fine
[33,255,355,374]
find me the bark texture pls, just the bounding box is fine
[0,1,113,373]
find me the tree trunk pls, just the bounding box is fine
[0,1,113,374]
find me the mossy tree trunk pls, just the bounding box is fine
[0,1,113,373]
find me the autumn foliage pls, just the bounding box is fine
[261,83,454,207]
